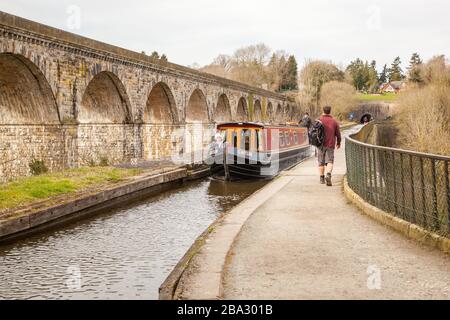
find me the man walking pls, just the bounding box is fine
[318,106,341,186]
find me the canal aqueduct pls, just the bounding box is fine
[0,12,298,182]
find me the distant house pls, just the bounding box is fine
[379,81,406,94]
[380,83,396,93]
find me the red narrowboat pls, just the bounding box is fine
[209,122,311,180]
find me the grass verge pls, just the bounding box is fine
[0,167,142,212]
[357,93,399,102]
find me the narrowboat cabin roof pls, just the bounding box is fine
[217,122,264,129]
[217,122,300,130]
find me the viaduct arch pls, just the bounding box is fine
[235,97,248,122]
[266,102,274,123]
[214,94,232,123]
[253,100,263,122]
[144,82,178,124]
[0,53,60,124]
[79,71,131,124]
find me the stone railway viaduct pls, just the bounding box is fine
[0,12,298,182]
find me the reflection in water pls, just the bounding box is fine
[0,178,266,300]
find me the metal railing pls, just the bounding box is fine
[346,124,450,238]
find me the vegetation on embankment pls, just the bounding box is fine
[394,56,450,156]
[0,167,142,212]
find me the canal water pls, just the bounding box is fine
[0,178,267,300]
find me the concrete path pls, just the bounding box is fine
[222,133,450,299]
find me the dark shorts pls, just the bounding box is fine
[318,147,335,166]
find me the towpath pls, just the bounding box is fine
[222,130,450,299]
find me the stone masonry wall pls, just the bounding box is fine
[0,125,66,182]
[76,124,137,167]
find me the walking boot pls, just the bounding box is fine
[320,176,325,184]
[326,173,332,187]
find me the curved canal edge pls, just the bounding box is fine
[159,174,296,300]
[0,167,188,244]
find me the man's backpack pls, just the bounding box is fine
[309,120,325,147]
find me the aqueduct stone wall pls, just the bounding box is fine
[0,11,299,182]
[354,103,392,123]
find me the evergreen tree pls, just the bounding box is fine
[389,56,404,81]
[150,51,160,61]
[346,58,370,91]
[267,53,280,91]
[409,67,423,84]
[346,58,381,92]
[279,56,287,69]
[379,64,389,84]
[346,58,364,91]
[408,52,423,84]
[281,55,298,91]
[370,60,377,72]
[268,53,277,69]
[408,52,423,67]
[278,55,288,91]
[367,60,379,92]
[160,54,168,63]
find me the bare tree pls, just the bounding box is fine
[320,81,358,121]
[198,43,299,91]
[298,60,345,115]
[230,43,271,87]
[421,55,449,85]
[267,51,289,91]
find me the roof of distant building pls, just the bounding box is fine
[390,81,404,89]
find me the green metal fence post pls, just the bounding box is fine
[400,153,406,220]
[382,150,389,212]
[409,154,417,224]
[419,157,427,229]
[445,161,450,234]
[431,160,438,231]
[368,147,374,204]
[372,148,378,207]
[361,144,367,199]
[392,151,399,217]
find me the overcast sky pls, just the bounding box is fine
[1,0,449,71]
